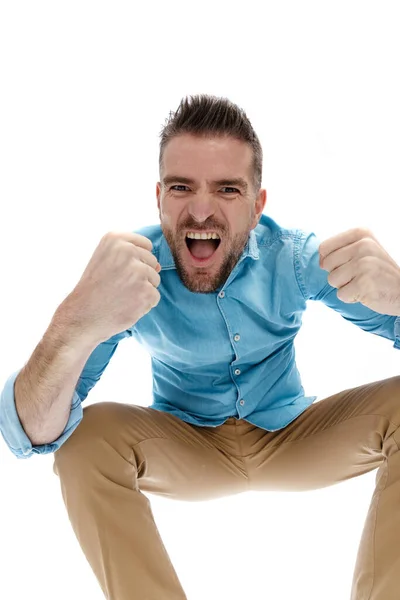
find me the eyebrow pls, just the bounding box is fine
[162,175,248,193]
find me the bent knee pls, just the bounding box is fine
[56,401,128,456]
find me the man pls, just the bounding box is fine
[1,94,400,600]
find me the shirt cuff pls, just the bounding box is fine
[0,369,83,459]
[393,316,400,350]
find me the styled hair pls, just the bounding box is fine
[159,94,263,195]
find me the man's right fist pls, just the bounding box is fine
[59,232,161,344]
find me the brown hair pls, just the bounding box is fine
[159,94,263,195]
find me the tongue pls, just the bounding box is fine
[190,239,217,259]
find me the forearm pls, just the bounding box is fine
[14,305,99,446]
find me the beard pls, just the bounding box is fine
[161,223,252,293]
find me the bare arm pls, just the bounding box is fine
[14,230,161,447]
[14,303,100,446]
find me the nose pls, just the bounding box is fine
[187,195,217,223]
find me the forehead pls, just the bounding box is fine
[162,134,253,177]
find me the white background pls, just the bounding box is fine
[1,1,400,599]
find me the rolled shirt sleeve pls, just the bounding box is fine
[0,368,84,459]
[0,329,131,459]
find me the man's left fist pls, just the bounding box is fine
[318,227,400,316]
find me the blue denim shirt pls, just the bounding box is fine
[2,213,400,459]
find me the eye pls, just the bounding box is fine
[221,187,240,194]
[170,185,189,191]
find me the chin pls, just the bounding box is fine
[185,282,218,294]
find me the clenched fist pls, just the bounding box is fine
[59,231,161,344]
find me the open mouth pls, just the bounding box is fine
[185,235,222,263]
[186,237,220,254]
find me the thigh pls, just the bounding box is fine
[54,401,248,501]
[245,375,400,491]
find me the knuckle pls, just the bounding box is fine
[358,227,372,238]
[103,231,117,241]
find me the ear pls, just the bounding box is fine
[252,188,267,228]
[156,182,161,211]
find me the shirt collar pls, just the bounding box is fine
[158,228,260,269]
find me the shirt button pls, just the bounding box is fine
[234,369,241,376]
[239,400,245,406]
[218,291,225,298]
[234,334,240,342]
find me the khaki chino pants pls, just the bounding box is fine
[53,375,400,599]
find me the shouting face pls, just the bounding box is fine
[156,133,266,293]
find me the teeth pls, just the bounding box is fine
[186,232,220,240]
